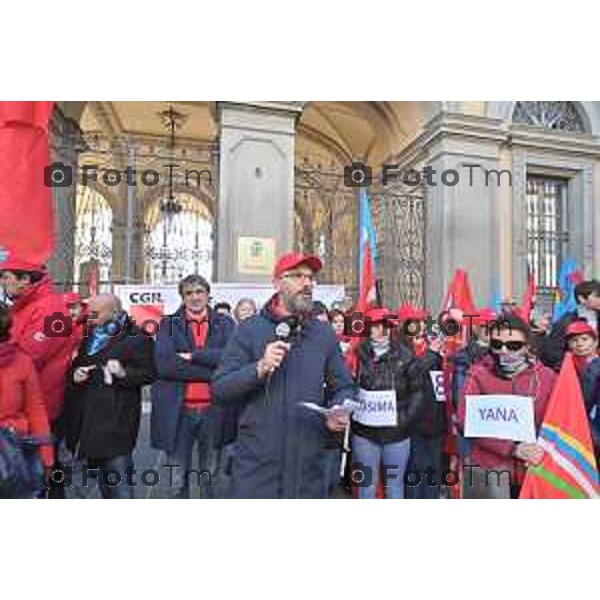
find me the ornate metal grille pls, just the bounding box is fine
[370,180,426,308]
[294,158,427,307]
[49,116,219,288]
[513,101,585,132]
[525,176,569,303]
[143,193,213,284]
[294,158,359,295]
[74,186,113,290]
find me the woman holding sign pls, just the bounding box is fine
[351,308,424,499]
[458,314,556,499]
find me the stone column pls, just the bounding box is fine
[47,108,83,290]
[420,114,508,309]
[215,102,302,282]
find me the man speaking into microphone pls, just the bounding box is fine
[212,252,356,498]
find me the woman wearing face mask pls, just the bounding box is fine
[564,321,600,463]
[458,314,556,499]
[351,308,424,499]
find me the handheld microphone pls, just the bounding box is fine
[265,321,293,404]
[275,321,292,342]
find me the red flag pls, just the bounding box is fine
[520,353,599,499]
[517,268,536,322]
[0,101,55,266]
[88,263,98,296]
[440,269,477,499]
[441,269,477,315]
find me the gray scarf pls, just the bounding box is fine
[370,338,391,358]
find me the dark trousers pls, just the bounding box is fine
[86,454,135,499]
[405,435,445,499]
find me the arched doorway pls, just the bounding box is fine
[143,192,213,284]
[73,185,113,291]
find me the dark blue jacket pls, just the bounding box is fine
[578,357,600,457]
[150,306,235,453]
[211,303,356,499]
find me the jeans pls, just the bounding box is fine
[163,407,217,499]
[405,435,445,499]
[351,435,411,499]
[86,454,134,499]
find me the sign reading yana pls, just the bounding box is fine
[464,394,536,443]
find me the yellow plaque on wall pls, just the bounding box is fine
[237,236,276,275]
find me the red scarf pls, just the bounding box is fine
[184,309,211,409]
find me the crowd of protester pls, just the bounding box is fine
[1,253,599,499]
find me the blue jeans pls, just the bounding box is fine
[86,455,134,499]
[405,435,445,499]
[351,435,411,499]
[163,408,217,499]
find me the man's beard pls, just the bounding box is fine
[282,289,313,314]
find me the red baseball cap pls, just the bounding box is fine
[472,308,498,326]
[273,252,323,279]
[365,307,397,325]
[565,320,597,339]
[63,292,82,306]
[397,304,426,321]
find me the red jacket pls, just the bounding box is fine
[458,355,556,479]
[0,342,54,467]
[8,276,74,422]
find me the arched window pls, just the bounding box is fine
[144,193,213,284]
[74,186,113,287]
[512,101,585,132]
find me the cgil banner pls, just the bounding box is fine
[114,283,346,324]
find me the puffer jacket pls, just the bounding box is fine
[414,349,447,437]
[0,341,53,467]
[8,276,74,422]
[352,339,424,444]
[576,356,600,459]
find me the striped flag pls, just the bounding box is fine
[520,353,599,499]
[552,259,584,323]
[357,187,378,312]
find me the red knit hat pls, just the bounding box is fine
[0,256,45,273]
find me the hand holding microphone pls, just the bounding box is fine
[257,322,292,379]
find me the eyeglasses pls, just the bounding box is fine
[282,272,316,283]
[490,339,527,352]
[184,288,208,297]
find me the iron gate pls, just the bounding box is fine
[294,158,427,307]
